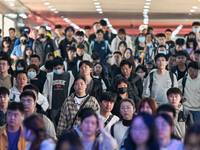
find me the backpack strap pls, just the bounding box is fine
[91,41,95,52]
[11,76,14,87]
[182,77,187,96]
[169,71,174,87]
[148,72,154,97]
[104,41,108,58]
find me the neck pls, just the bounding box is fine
[166,39,171,42]
[7,125,20,133]
[10,37,15,40]
[76,92,86,97]
[67,36,73,41]
[0,106,7,112]
[156,69,166,75]
[17,86,24,93]
[115,63,120,67]
[85,75,92,84]
[159,137,171,148]
[146,41,151,44]
[178,64,186,70]
[0,72,8,78]
[58,33,63,38]
[41,37,46,42]
[24,110,34,118]
[120,93,128,99]
[139,43,145,47]
[82,134,95,143]
[137,145,148,150]
[100,109,110,118]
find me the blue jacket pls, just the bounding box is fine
[11,45,24,57]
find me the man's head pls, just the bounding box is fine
[188,61,199,79]
[118,28,126,40]
[9,28,15,39]
[192,22,200,34]
[145,32,153,43]
[175,38,185,51]
[73,75,87,95]
[176,51,187,66]
[147,27,154,35]
[96,29,104,41]
[0,57,10,73]
[113,51,122,65]
[193,50,200,64]
[154,53,168,70]
[76,31,84,43]
[139,24,148,34]
[99,19,107,33]
[55,25,63,36]
[168,55,177,69]
[23,84,39,101]
[30,54,41,67]
[20,91,36,115]
[67,46,76,60]
[158,45,167,55]
[53,57,64,74]
[99,92,117,113]
[120,60,132,78]
[0,87,9,111]
[16,71,28,88]
[84,26,91,37]
[38,26,47,39]
[167,87,182,108]
[91,52,100,65]
[157,104,176,120]
[76,44,85,57]
[65,26,75,37]
[165,29,173,41]
[93,22,100,33]
[156,33,166,46]
[7,102,24,128]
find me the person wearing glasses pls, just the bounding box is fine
[142,53,178,106]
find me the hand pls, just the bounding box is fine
[98,118,105,133]
[107,54,112,58]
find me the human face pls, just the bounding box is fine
[0,94,9,110]
[194,53,200,63]
[168,94,181,108]
[85,29,91,37]
[76,35,84,43]
[189,34,196,39]
[25,49,33,56]
[16,73,27,88]
[96,32,104,41]
[120,101,135,120]
[119,44,126,55]
[3,41,10,48]
[165,31,172,41]
[158,37,166,45]
[9,29,15,39]
[113,53,122,65]
[81,115,98,137]
[124,50,131,59]
[118,33,125,40]
[76,48,84,57]
[117,82,128,89]
[0,60,9,73]
[21,96,36,114]
[7,110,24,128]
[30,57,41,67]
[145,34,152,43]
[74,79,87,94]
[155,57,168,70]
[188,67,198,79]
[20,37,27,45]
[100,100,114,113]
[155,116,172,140]
[131,117,150,147]
[66,29,74,37]
[140,102,153,115]
[93,23,100,33]
[59,141,71,150]
[158,47,166,54]
[121,64,132,78]
[101,26,107,33]
[53,65,63,71]
[185,133,200,150]
[55,28,63,36]
[176,55,186,65]
[80,63,92,76]
[168,56,177,68]
[24,89,38,101]
[67,50,75,60]
[38,28,47,37]
[32,29,38,39]
[94,64,102,76]
[175,45,184,51]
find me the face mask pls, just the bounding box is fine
[54,69,63,75]
[193,27,200,34]
[136,72,146,78]
[20,40,27,45]
[118,87,128,94]
[139,37,145,43]
[17,67,24,71]
[158,51,166,55]
[39,34,45,38]
[188,38,195,42]
[28,71,37,79]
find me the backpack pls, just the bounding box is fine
[181,76,187,96]
[149,71,174,96]
[91,40,108,57]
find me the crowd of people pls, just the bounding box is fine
[0,19,200,150]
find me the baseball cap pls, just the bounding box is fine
[139,25,148,31]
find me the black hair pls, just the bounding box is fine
[68,46,76,52]
[20,91,36,101]
[65,26,75,33]
[74,74,86,83]
[165,29,173,33]
[158,45,166,49]
[15,59,27,71]
[176,51,188,58]
[0,87,9,96]
[114,51,122,56]
[79,60,93,69]
[46,52,54,60]
[94,62,106,80]
[91,52,100,60]
[78,107,98,123]
[0,56,11,66]
[9,27,15,32]
[27,64,39,74]
[55,25,62,29]
[84,26,91,30]
[157,104,176,118]
[96,29,104,34]
[148,27,153,31]
[30,54,40,61]
[154,53,168,62]
[167,87,182,97]
[44,60,53,70]
[99,91,117,103]
[119,98,135,108]
[186,32,198,50]
[118,28,126,34]
[192,22,200,26]
[100,19,107,26]
[156,33,166,38]
[16,70,27,78]
[23,84,39,96]
[118,41,127,50]
[188,61,199,70]
[175,38,185,46]
[120,59,132,68]
[20,33,28,39]
[7,101,24,114]
[77,43,85,49]
[75,31,84,37]
[53,56,64,67]
[39,26,47,31]
[1,36,11,48]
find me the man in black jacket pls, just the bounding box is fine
[0,87,9,126]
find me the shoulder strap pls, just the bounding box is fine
[91,41,95,52]
[11,76,14,87]
[104,40,108,55]
[70,96,91,129]
[149,72,154,97]
[132,75,141,84]
[104,114,114,127]
[169,71,174,87]
[182,77,187,96]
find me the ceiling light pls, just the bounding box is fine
[96,8,102,11]
[5,13,17,19]
[41,0,45,1]
[19,13,28,19]
[192,6,198,9]
[95,5,101,8]
[144,6,150,8]
[48,6,52,8]
[190,9,195,12]
[143,15,149,18]
[143,9,149,12]
[54,11,58,13]
[188,13,192,15]
[94,2,100,5]
[44,2,50,5]
[146,0,151,1]
[99,11,103,14]
[50,8,56,11]
[143,11,148,14]
[146,3,150,5]
[93,0,98,1]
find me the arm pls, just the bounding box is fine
[142,74,151,98]
[37,93,49,111]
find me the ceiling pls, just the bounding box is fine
[1,0,200,35]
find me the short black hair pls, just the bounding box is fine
[157,104,176,118]
[15,59,27,70]
[39,26,47,31]
[65,26,75,33]
[20,33,28,39]
[176,51,188,58]
[0,87,9,96]
[156,33,166,38]
[44,60,53,70]
[84,26,91,30]
[79,60,93,68]
[55,25,62,29]
[9,27,15,32]
[114,51,122,56]
[74,74,86,83]
[99,92,117,103]
[53,56,63,67]
[30,54,40,61]
[194,50,200,55]
[77,43,85,49]
[68,46,76,52]
[78,107,97,123]
[118,28,126,34]
[20,91,36,101]
[192,22,200,26]
[75,31,84,37]
[8,102,24,114]
[120,60,132,68]
[188,61,199,70]
[167,87,182,97]
[175,38,185,46]
[96,29,104,34]
[23,84,39,96]
[154,53,168,62]
[0,57,11,66]
[158,45,166,49]
[16,70,27,78]
[114,77,129,91]
[27,64,39,73]
[148,27,153,31]
[91,52,100,60]
[165,29,173,33]
[100,19,107,26]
